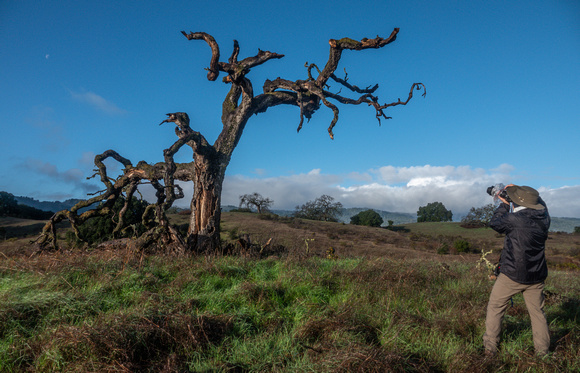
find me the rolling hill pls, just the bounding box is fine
[12,196,580,233]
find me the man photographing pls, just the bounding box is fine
[483,184,551,357]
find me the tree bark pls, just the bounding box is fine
[187,153,223,251]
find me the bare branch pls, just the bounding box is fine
[317,28,399,88]
[239,49,284,70]
[328,28,399,50]
[161,112,212,154]
[372,82,427,124]
[182,31,221,81]
[323,82,426,126]
[221,49,284,84]
[229,40,240,64]
[329,73,379,94]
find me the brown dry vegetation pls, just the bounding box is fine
[0,212,579,372]
[2,211,579,269]
[1,211,578,275]
[217,212,580,269]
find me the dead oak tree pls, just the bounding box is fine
[35,27,425,253]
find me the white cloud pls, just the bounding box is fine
[539,185,580,218]
[215,164,579,218]
[128,164,580,219]
[69,90,127,115]
[221,169,342,209]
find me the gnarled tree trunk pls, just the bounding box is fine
[187,153,223,251]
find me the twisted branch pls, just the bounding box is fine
[181,31,220,81]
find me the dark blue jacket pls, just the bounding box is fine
[489,200,550,284]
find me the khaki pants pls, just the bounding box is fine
[483,274,550,355]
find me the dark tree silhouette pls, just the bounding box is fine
[35,28,425,253]
[294,195,344,222]
[417,202,453,223]
[350,209,384,227]
[239,193,273,214]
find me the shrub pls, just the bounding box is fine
[350,209,384,227]
[229,208,253,213]
[453,239,471,253]
[437,243,450,255]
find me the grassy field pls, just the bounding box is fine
[0,213,579,372]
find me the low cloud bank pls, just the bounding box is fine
[21,162,578,219]
[215,165,579,219]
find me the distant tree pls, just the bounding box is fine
[574,226,580,234]
[239,193,273,214]
[350,209,384,227]
[417,202,453,222]
[294,195,343,222]
[461,204,495,227]
[0,191,52,220]
[0,191,18,217]
[15,204,53,220]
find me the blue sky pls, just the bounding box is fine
[1,0,579,218]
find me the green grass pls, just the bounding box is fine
[0,249,578,372]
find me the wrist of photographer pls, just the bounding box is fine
[499,184,514,205]
[498,196,510,205]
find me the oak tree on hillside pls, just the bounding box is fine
[239,193,273,214]
[350,209,384,227]
[417,202,453,223]
[36,28,425,253]
[294,195,344,222]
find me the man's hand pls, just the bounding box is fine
[498,184,515,205]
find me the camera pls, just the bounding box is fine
[487,184,511,203]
